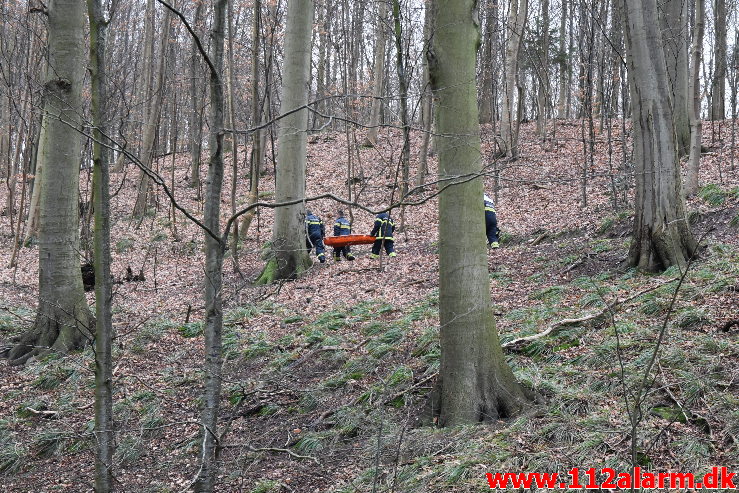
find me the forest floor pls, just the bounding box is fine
[1,121,738,492]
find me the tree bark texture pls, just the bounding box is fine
[133,4,171,217]
[392,0,411,202]
[189,0,205,190]
[710,0,726,120]
[6,0,93,366]
[193,0,227,490]
[428,0,531,426]
[623,0,697,272]
[500,0,528,158]
[478,0,497,124]
[239,0,264,239]
[556,0,568,118]
[685,0,704,196]
[87,0,114,489]
[417,0,433,185]
[365,0,388,146]
[258,0,314,283]
[536,0,550,138]
[660,0,690,156]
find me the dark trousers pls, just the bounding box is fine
[306,235,325,258]
[485,211,499,244]
[371,239,395,255]
[333,245,353,259]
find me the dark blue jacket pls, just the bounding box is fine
[334,216,352,236]
[484,198,496,215]
[305,214,325,239]
[370,213,395,240]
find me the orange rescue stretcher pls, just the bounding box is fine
[323,234,376,248]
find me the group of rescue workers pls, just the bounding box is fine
[305,194,500,263]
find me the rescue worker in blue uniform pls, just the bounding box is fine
[369,211,396,258]
[332,210,355,261]
[484,194,500,248]
[305,210,326,263]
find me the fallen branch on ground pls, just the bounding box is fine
[221,443,318,463]
[502,279,677,351]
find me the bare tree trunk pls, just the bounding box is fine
[685,0,704,196]
[478,0,496,124]
[5,0,93,366]
[256,0,314,283]
[710,0,726,120]
[623,0,697,271]
[86,0,114,489]
[239,0,264,238]
[500,0,528,158]
[427,0,531,426]
[23,108,45,243]
[365,0,388,146]
[556,0,568,118]
[188,0,204,190]
[536,0,550,139]
[417,0,433,186]
[227,0,240,263]
[314,0,328,128]
[133,4,171,217]
[392,0,410,204]
[193,0,227,490]
[661,0,690,156]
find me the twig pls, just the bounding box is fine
[220,444,318,463]
[25,407,58,417]
[530,231,549,246]
[502,278,677,350]
[383,372,438,405]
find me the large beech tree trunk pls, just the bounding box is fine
[5,0,93,366]
[256,0,314,284]
[427,0,531,426]
[623,0,697,272]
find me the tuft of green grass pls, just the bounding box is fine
[675,308,710,329]
[243,336,272,359]
[31,366,74,390]
[292,433,324,454]
[590,238,614,253]
[698,183,726,206]
[33,429,67,458]
[0,440,25,474]
[312,310,348,331]
[114,435,142,464]
[302,328,325,346]
[249,481,279,493]
[177,321,203,338]
[387,365,413,386]
[443,460,473,484]
[115,237,135,253]
[361,321,385,336]
[531,285,565,302]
